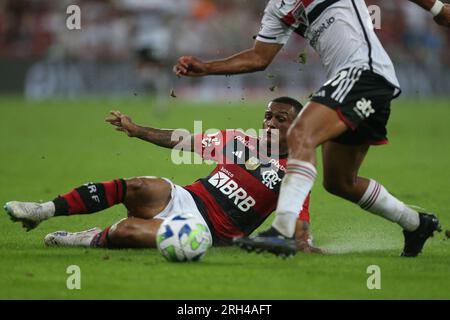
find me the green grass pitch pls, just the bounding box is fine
[0,96,449,299]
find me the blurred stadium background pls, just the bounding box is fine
[0,0,449,101]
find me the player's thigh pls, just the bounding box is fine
[110,217,163,248]
[124,177,172,219]
[322,141,369,194]
[288,101,349,150]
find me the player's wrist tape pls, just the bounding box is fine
[430,0,444,17]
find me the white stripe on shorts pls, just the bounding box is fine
[331,67,365,103]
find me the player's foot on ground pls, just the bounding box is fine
[233,227,297,258]
[401,212,441,257]
[4,201,53,231]
[296,234,324,254]
[44,228,102,247]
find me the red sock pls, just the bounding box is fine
[53,179,127,215]
[90,226,112,248]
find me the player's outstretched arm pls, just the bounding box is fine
[173,41,283,77]
[105,111,193,150]
[409,0,450,27]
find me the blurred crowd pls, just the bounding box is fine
[0,0,449,98]
[0,0,263,61]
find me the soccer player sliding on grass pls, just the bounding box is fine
[174,0,449,257]
[4,97,321,254]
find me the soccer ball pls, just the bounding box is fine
[156,213,212,262]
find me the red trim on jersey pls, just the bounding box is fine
[282,0,314,26]
[282,14,296,26]
[302,0,314,8]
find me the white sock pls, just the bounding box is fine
[358,179,420,231]
[273,160,317,238]
[40,201,56,219]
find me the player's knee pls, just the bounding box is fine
[126,178,145,192]
[125,177,153,197]
[323,178,354,197]
[323,179,339,196]
[110,220,138,242]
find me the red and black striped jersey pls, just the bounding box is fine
[184,130,310,243]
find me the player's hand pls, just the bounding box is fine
[434,4,450,27]
[105,111,141,137]
[173,56,209,77]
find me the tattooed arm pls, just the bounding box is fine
[105,111,193,150]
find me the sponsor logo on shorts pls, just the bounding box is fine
[208,171,256,212]
[354,98,375,119]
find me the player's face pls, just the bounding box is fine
[262,102,297,152]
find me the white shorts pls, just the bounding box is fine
[154,178,213,239]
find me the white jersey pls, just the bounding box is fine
[256,0,400,93]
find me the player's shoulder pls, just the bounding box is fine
[202,129,259,147]
[200,129,249,146]
[220,129,252,138]
[264,0,286,16]
[265,0,299,13]
[227,129,259,144]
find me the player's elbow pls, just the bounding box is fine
[252,58,270,72]
[255,62,269,72]
[248,51,271,72]
[249,42,280,72]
